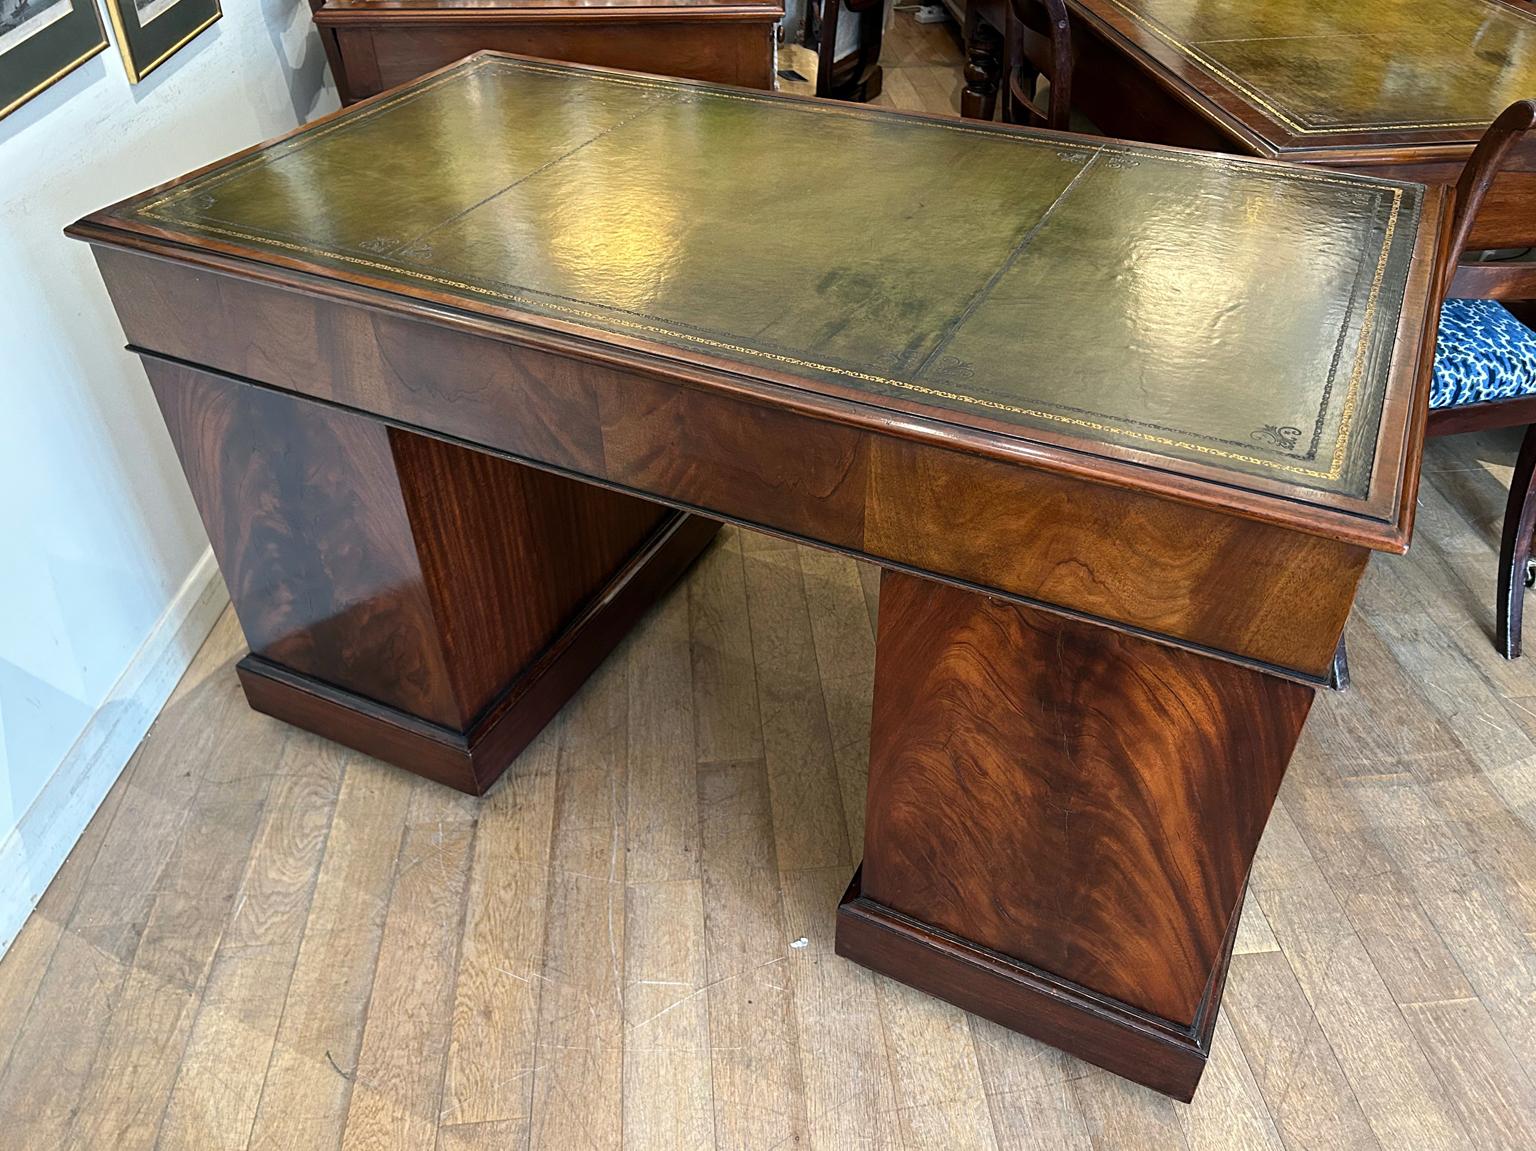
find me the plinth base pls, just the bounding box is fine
[844,568,1315,1100]
[238,511,719,794]
[836,868,1242,1101]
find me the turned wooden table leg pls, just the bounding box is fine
[836,570,1315,1099]
[145,356,718,794]
[961,17,1003,120]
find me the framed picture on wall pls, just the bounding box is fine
[1,0,110,120]
[105,0,220,83]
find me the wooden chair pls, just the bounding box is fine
[959,0,1072,126]
[1426,99,1536,657]
[805,0,885,102]
[1003,0,1072,129]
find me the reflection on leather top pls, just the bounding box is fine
[1102,0,1536,134]
[117,55,1424,499]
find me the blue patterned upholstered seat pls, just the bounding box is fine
[1432,298,1536,409]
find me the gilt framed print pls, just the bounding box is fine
[1,0,109,119]
[105,0,219,82]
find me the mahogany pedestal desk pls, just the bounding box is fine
[1042,0,1536,299]
[70,54,1446,1101]
[310,0,781,103]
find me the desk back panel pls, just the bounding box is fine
[150,364,466,727]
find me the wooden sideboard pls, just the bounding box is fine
[310,0,782,102]
[70,54,1446,1100]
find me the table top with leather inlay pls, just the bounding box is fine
[1072,0,1536,150]
[92,53,1441,546]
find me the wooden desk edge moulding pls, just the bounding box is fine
[68,54,1449,1101]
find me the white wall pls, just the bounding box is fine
[0,0,339,953]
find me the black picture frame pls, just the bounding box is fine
[105,0,219,83]
[1,0,110,120]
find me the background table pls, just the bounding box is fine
[1042,0,1536,297]
[71,54,1443,1099]
[310,0,782,102]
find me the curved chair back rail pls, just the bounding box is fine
[1439,99,1536,302]
[1425,99,1536,658]
[811,0,886,102]
[1006,0,1072,129]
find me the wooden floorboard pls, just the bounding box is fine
[3,16,1535,1146]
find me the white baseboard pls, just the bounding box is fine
[0,549,229,956]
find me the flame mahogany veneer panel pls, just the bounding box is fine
[145,354,694,792]
[388,428,666,722]
[861,438,1368,678]
[861,570,1313,1026]
[148,359,466,726]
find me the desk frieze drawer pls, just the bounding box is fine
[98,245,1365,680]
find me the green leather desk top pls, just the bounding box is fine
[99,55,1434,528]
[1083,0,1536,143]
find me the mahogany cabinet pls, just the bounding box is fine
[310,0,781,102]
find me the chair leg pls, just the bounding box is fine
[814,0,841,98]
[961,19,1002,120]
[1496,424,1536,659]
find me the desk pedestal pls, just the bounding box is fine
[144,354,1323,1097]
[837,570,1316,1099]
[147,358,718,794]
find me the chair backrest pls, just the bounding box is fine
[1438,100,1536,305]
[1006,0,1072,131]
[811,0,884,102]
